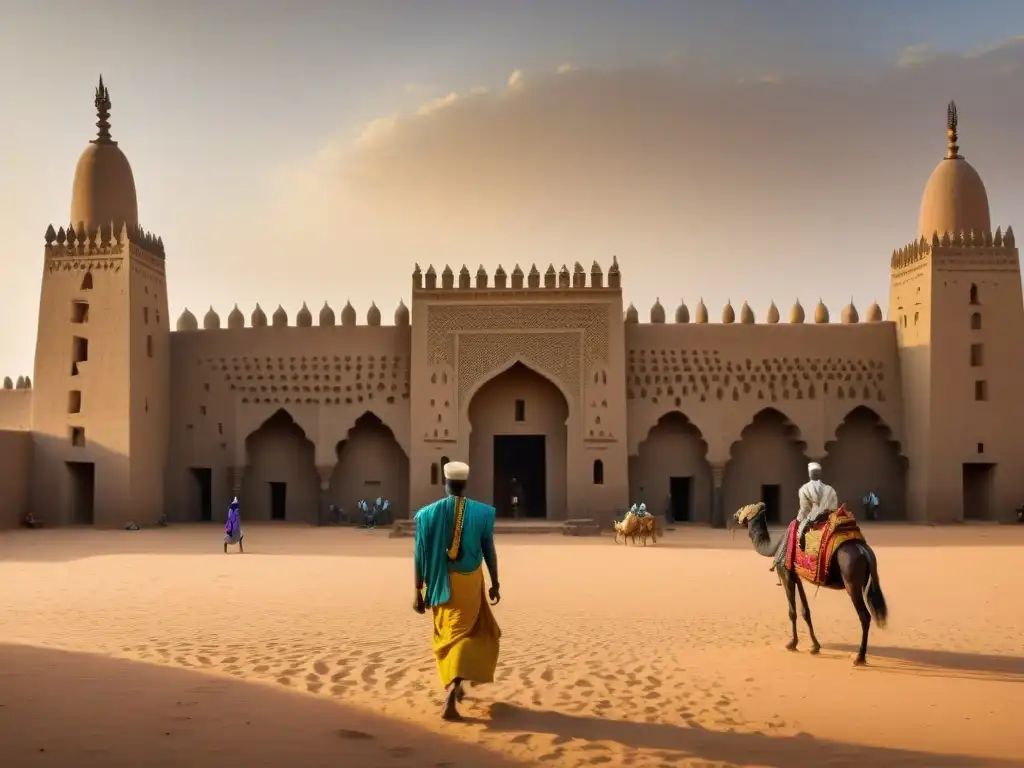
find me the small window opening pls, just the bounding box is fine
[440,456,450,477]
[969,283,979,305]
[146,335,153,357]
[143,307,149,324]
[970,312,981,330]
[70,426,86,447]
[218,422,223,435]
[970,343,984,367]
[514,399,526,422]
[200,405,207,416]
[430,463,439,485]
[71,336,88,375]
[977,442,985,454]
[68,390,82,414]
[593,459,604,485]
[70,301,89,324]
[80,272,93,290]
[975,380,988,401]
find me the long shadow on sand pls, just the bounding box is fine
[483,702,1018,767]
[0,643,521,768]
[827,643,1024,682]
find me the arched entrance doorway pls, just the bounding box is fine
[629,412,712,523]
[329,412,410,519]
[724,408,807,524]
[242,409,319,523]
[467,362,569,518]
[822,406,907,520]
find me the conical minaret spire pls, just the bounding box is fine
[92,75,114,146]
[946,100,960,159]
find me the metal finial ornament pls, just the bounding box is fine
[946,100,960,159]
[93,75,113,145]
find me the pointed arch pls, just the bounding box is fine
[971,312,982,330]
[242,408,318,523]
[330,411,409,519]
[724,408,808,524]
[80,271,93,291]
[593,459,604,485]
[822,406,907,520]
[467,361,569,518]
[630,411,711,523]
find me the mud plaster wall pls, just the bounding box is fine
[167,326,411,522]
[0,392,32,431]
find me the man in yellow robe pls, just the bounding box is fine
[413,460,502,721]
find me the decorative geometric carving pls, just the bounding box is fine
[427,304,609,374]
[457,331,581,407]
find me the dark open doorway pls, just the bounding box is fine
[189,467,213,521]
[761,484,781,524]
[493,435,546,518]
[963,463,995,521]
[669,476,692,522]
[66,461,95,525]
[269,481,287,520]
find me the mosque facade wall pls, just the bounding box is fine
[8,86,1022,528]
[166,322,412,524]
[624,321,905,524]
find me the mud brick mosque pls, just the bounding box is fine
[0,81,1021,528]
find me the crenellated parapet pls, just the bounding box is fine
[891,227,1017,273]
[411,256,622,292]
[629,298,882,325]
[43,221,165,259]
[174,300,411,331]
[1,376,32,390]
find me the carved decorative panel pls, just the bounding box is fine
[426,304,609,373]
[457,331,581,407]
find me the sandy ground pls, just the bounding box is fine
[1,523,1023,768]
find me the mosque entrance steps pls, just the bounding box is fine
[388,518,602,538]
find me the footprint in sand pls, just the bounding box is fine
[385,669,406,689]
[510,734,532,745]
[253,665,270,673]
[330,671,349,683]
[361,664,380,686]
[313,660,330,676]
[306,682,324,694]
[540,667,554,682]
[337,729,375,740]
[277,677,293,687]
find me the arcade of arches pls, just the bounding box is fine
[467,362,569,518]
[238,409,408,523]
[217,402,904,525]
[629,406,906,525]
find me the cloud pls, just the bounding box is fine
[268,41,1024,319]
[898,43,937,68]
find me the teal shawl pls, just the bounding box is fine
[414,495,496,607]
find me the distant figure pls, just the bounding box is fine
[510,477,522,519]
[21,511,43,529]
[413,460,502,721]
[862,491,880,521]
[224,497,244,553]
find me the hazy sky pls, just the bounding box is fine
[1,1,1023,375]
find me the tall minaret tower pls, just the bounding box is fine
[889,102,1022,523]
[31,77,170,526]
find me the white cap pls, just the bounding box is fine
[808,462,822,473]
[443,461,470,481]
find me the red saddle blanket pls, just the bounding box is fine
[784,505,865,587]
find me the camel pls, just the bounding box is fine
[732,502,888,665]
[613,507,658,545]
[613,510,639,544]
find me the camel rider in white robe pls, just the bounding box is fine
[770,462,840,576]
[797,462,839,551]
